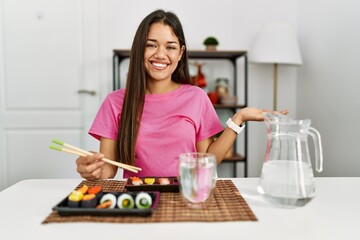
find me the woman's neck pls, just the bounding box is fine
[146,80,180,94]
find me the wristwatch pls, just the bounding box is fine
[226,118,245,135]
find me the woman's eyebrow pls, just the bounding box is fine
[167,41,179,45]
[147,39,179,45]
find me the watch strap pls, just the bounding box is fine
[226,118,245,134]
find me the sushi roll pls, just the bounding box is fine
[81,194,97,208]
[158,178,170,185]
[117,193,135,209]
[144,178,155,185]
[135,192,153,209]
[67,190,84,208]
[130,177,143,186]
[97,193,117,209]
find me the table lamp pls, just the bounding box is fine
[250,22,302,111]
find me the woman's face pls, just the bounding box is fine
[144,22,184,83]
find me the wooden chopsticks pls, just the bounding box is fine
[49,139,141,173]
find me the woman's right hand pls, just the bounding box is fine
[76,153,106,180]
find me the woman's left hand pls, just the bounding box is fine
[232,107,288,124]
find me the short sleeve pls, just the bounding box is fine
[196,90,223,141]
[88,91,124,141]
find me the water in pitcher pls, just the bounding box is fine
[258,160,316,207]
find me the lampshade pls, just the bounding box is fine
[250,22,302,65]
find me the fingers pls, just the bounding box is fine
[80,165,104,180]
[262,109,289,115]
[76,153,105,180]
[271,109,289,115]
[279,109,289,115]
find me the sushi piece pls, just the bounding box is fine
[158,178,170,185]
[78,184,89,194]
[88,186,103,201]
[67,190,84,208]
[117,193,135,209]
[88,186,102,194]
[144,178,155,185]
[130,177,143,186]
[81,194,97,208]
[97,193,117,209]
[135,192,152,209]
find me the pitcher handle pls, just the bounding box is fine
[309,127,323,172]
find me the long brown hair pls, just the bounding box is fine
[117,9,191,165]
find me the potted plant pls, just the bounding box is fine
[203,36,219,51]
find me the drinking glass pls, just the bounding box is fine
[179,152,217,209]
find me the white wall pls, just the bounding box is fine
[297,0,360,176]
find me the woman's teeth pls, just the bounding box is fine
[152,62,167,68]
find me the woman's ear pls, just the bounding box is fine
[179,45,185,61]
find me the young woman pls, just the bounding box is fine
[76,9,287,180]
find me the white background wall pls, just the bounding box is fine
[297,0,360,176]
[1,0,359,189]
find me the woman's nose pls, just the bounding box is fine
[154,46,166,58]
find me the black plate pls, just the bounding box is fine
[53,191,160,217]
[125,177,179,192]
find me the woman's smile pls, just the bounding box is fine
[151,61,169,70]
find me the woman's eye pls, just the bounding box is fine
[146,44,156,48]
[167,46,176,50]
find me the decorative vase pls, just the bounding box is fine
[207,92,219,104]
[191,62,207,88]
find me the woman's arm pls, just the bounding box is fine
[99,137,119,178]
[197,125,238,165]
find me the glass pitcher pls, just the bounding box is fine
[258,113,323,207]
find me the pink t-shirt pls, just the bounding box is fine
[89,84,223,178]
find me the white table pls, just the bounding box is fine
[0,178,359,240]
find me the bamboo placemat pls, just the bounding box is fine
[43,179,257,224]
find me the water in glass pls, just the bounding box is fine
[179,153,216,209]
